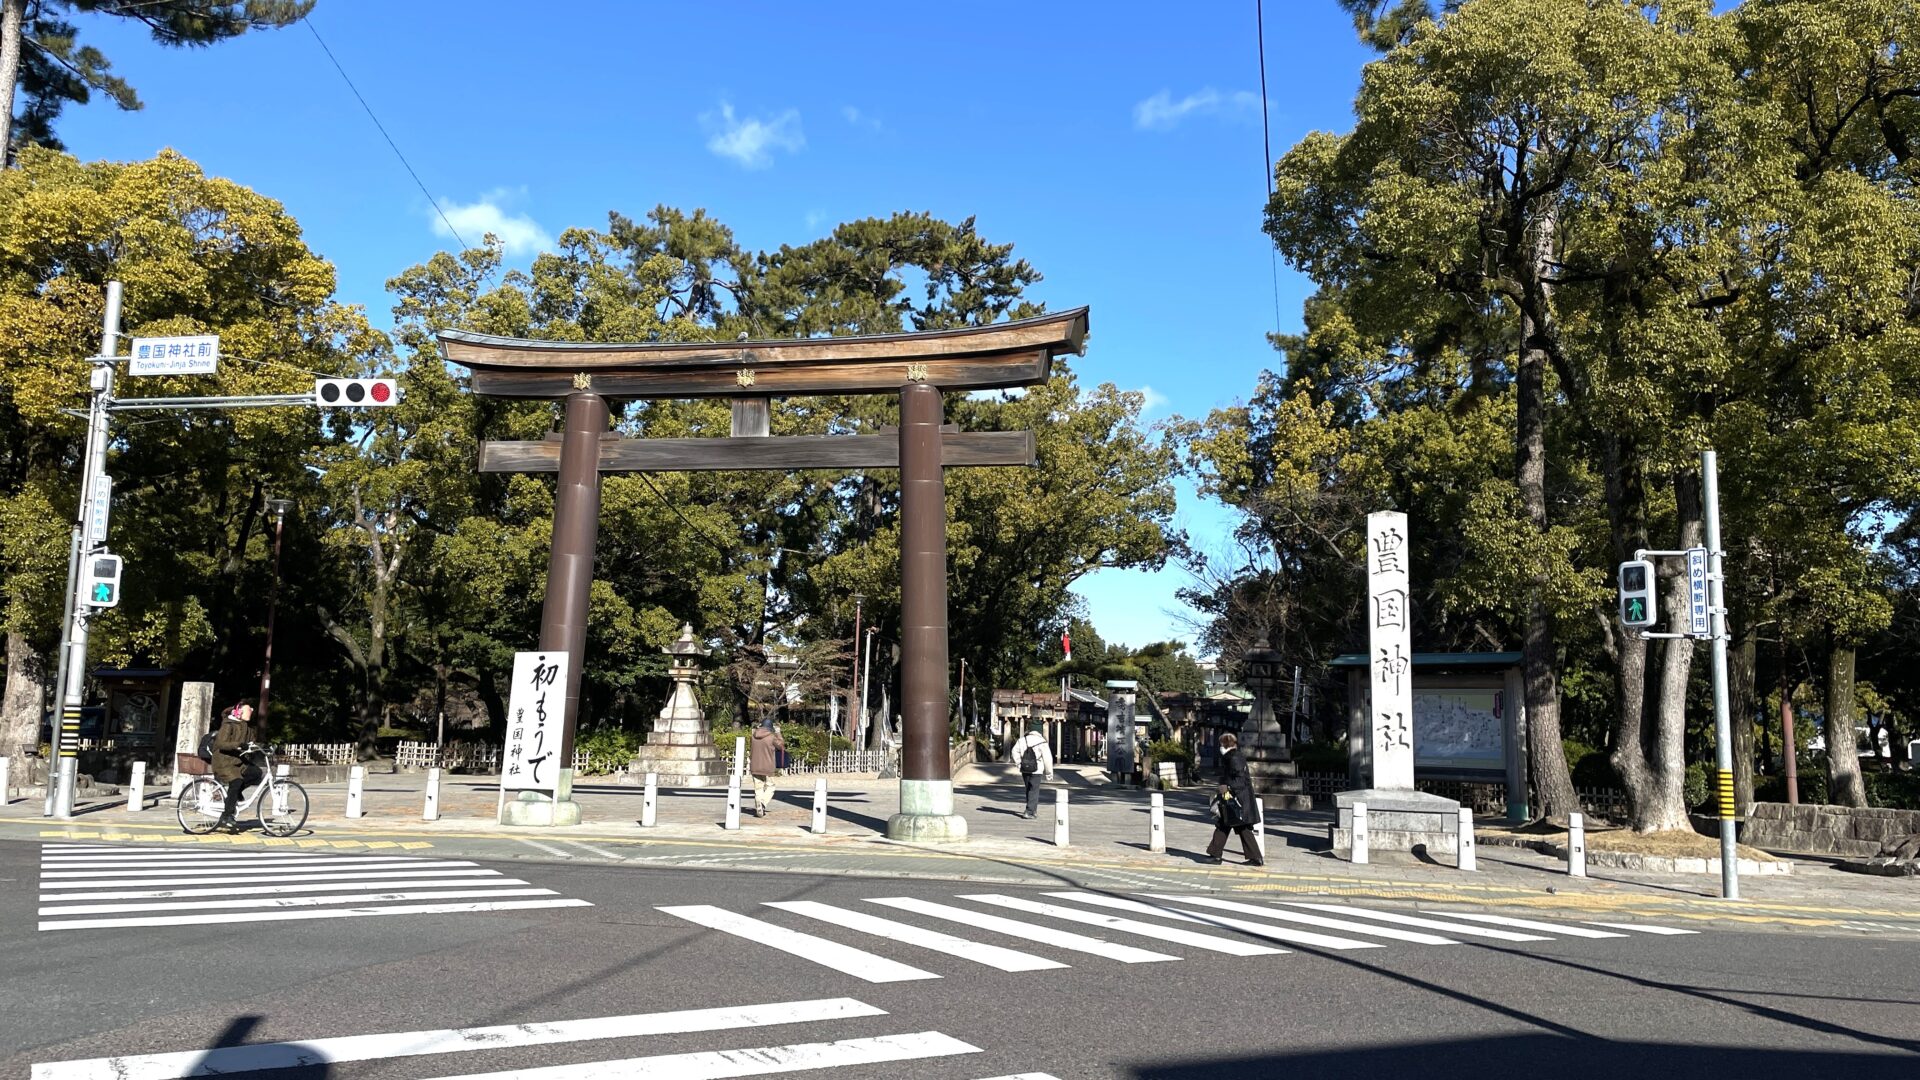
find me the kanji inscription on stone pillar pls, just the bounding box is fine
[1368,510,1414,790]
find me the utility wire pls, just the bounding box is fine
[301,16,468,250]
[1256,0,1283,338]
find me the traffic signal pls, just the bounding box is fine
[1618,559,1656,627]
[82,553,123,609]
[315,378,398,407]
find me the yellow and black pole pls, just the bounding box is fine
[1703,450,1740,901]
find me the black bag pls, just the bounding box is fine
[1213,791,1245,829]
[197,732,217,763]
[1019,742,1038,774]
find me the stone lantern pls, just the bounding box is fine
[626,625,729,787]
[1238,636,1309,808]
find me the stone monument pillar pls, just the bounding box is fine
[1105,680,1137,784]
[627,626,729,786]
[1239,638,1310,810]
[1333,511,1462,857]
[170,681,214,798]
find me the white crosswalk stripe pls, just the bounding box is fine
[959,893,1286,956]
[867,896,1180,964]
[764,900,1067,972]
[1277,902,1549,941]
[1152,895,1460,945]
[658,904,942,983]
[1055,892,1384,950]
[35,843,590,932]
[1421,911,1629,938]
[1586,921,1700,935]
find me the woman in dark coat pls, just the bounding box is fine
[1206,732,1264,866]
[212,701,261,832]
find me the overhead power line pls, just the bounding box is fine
[301,16,468,251]
[1256,0,1283,338]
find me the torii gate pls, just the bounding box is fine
[439,307,1088,841]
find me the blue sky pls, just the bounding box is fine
[48,1,1374,656]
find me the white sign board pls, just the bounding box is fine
[1367,510,1414,790]
[129,334,219,375]
[501,650,568,793]
[86,475,112,545]
[1686,547,1710,638]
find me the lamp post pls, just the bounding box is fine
[859,626,877,752]
[257,498,293,723]
[849,593,863,739]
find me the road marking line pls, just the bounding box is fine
[39,878,533,902]
[28,997,887,1080]
[765,900,1066,973]
[40,887,559,916]
[1150,895,1459,945]
[1586,921,1699,935]
[1279,903,1548,942]
[1424,911,1627,938]
[972,1074,1064,1080]
[659,905,941,983]
[517,838,576,860]
[42,868,503,889]
[867,897,1179,964]
[566,841,626,860]
[297,838,333,847]
[42,855,437,869]
[960,894,1284,956]
[399,841,434,849]
[1048,893,1383,952]
[38,898,590,931]
[42,858,461,877]
[422,1030,979,1080]
[363,841,400,849]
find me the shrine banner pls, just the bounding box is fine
[503,650,569,793]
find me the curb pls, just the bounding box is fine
[1477,831,1792,876]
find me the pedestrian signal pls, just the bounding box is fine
[82,553,123,609]
[1618,559,1656,628]
[315,378,398,407]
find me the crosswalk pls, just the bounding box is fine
[659,890,1698,982]
[34,843,591,932]
[29,995,1058,1080]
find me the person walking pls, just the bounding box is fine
[211,701,261,833]
[1205,732,1264,866]
[1008,724,1053,819]
[749,717,785,818]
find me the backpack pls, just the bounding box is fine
[1019,739,1038,774]
[196,731,217,763]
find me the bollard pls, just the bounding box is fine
[641,772,658,828]
[0,755,9,805]
[733,736,746,780]
[273,763,289,816]
[125,761,146,812]
[1568,812,1587,877]
[1351,800,1370,865]
[54,757,77,819]
[1054,787,1070,847]
[1457,806,1477,871]
[811,777,828,835]
[423,767,441,821]
[725,772,742,830]
[1254,797,1267,863]
[1148,791,1165,853]
[346,765,365,819]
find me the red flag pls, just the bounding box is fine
[1062,629,1072,662]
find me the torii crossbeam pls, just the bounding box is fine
[440,307,1088,839]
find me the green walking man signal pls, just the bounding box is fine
[82,553,123,609]
[1618,558,1656,628]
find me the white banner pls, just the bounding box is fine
[1367,510,1414,789]
[129,334,219,375]
[502,650,569,793]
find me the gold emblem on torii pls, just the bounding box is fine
[736,369,757,387]
[572,372,592,390]
[906,362,929,383]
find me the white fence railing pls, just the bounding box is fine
[718,747,893,776]
[278,743,355,766]
[394,741,500,772]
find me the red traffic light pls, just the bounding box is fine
[315,378,399,407]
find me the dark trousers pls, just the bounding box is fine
[1207,824,1263,864]
[221,763,263,822]
[1022,771,1041,816]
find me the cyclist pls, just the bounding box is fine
[211,701,262,833]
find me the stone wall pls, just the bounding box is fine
[1745,801,1920,856]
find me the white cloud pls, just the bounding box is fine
[1131,385,1172,414]
[1133,88,1265,131]
[432,188,552,256]
[704,101,805,169]
[842,105,884,131]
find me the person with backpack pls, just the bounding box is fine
[1008,723,1053,819]
[1205,731,1264,866]
[748,717,785,818]
[210,701,262,833]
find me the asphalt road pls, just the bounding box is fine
[2,837,1915,1080]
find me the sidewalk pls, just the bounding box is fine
[6,765,1917,932]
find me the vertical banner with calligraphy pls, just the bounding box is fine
[1367,510,1414,790]
[502,650,569,794]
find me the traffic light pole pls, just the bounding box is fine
[1702,450,1739,901]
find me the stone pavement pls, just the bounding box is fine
[5,761,1917,934]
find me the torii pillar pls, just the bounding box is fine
[892,382,966,840]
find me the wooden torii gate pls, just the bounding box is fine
[439,307,1088,840]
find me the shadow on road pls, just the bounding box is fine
[1126,1037,1917,1079]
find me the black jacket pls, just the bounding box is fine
[1215,747,1259,828]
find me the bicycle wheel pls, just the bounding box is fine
[258,779,309,837]
[176,776,225,834]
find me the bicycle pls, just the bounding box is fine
[176,744,310,837]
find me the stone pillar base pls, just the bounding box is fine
[1329,788,1462,857]
[499,769,581,827]
[886,778,968,843]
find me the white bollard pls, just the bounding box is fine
[641,772,658,828]
[1254,797,1267,863]
[273,763,289,816]
[811,777,828,835]
[1568,812,1587,877]
[346,765,365,819]
[1457,807,1477,871]
[1054,787,1070,847]
[725,772,742,830]
[423,767,441,821]
[0,755,10,804]
[733,736,746,780]
[1351,800,1370,865]
[125,761,146,812]
[1148,791,1165,853]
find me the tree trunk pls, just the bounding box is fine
[1604,435,1657,824]
[1825,641,1868,808]
[0,0,25,165]
[1,631,48,760]
[1729,632,1757,816]
[1515,329,1578,820]
[1634,473,1705,832]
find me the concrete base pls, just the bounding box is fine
[1331,787,1462,857]
[886,777,969,843]
[500,769,581,827]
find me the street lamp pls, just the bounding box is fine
[257,498,294,724]
[859,626,877,752]
[849,593,864,739]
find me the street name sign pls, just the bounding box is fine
[129,334,219,375]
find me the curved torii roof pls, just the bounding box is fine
[437,307,1089,399]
